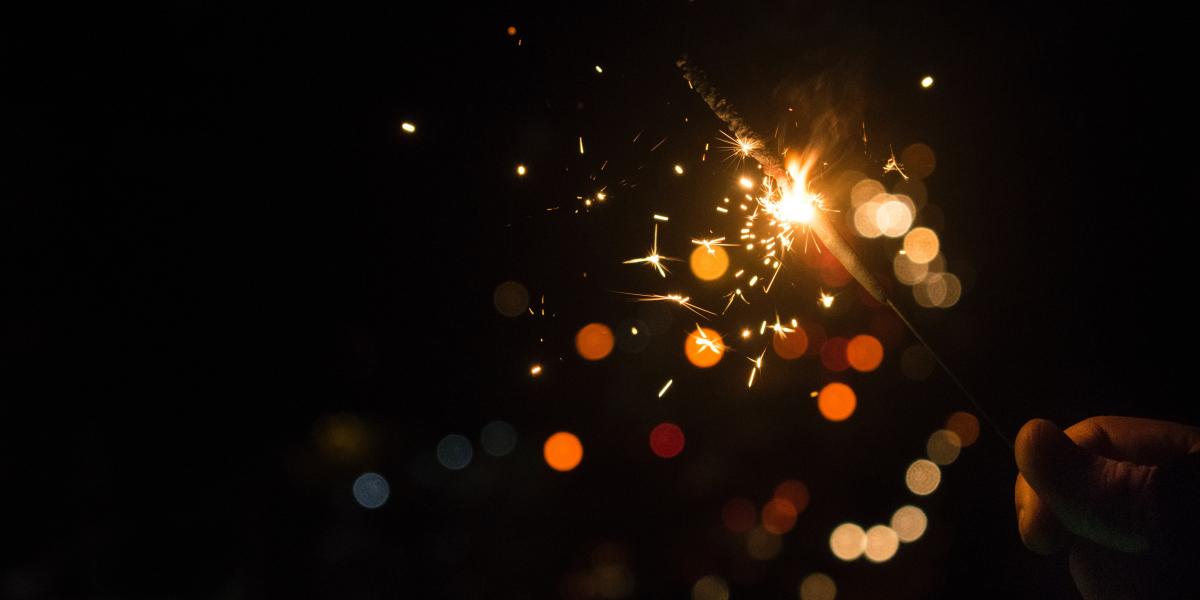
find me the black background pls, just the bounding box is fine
[3,2,1193,598]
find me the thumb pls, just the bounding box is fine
[1015,419,1156,553]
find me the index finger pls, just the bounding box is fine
[1062,416,1200,464]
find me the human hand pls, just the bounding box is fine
[1014,416,1200,599]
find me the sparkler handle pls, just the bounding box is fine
[808,216,888,304]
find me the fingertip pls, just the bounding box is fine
[1015,418,1059,474]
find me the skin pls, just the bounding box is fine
[1014,416,1200,599]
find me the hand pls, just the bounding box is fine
[1014,416,1200,599]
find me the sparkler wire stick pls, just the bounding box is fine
[677,55,1013,448]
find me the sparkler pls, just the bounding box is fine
[676,55,1011,447]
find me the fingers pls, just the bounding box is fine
[1063,416,1200,465]
[1015,419,1156,552]
[1015,471,1069,554]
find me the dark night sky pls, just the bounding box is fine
[3,3,1193,599]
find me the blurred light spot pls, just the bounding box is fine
[352,472,390,509]
[774,480,810,514]
[935,273,962,308]
[818,382,856,422]
[437,434,473,470]
[864,525,900,562]
[739,176,754,189]
[850,178,885,207]
[314,413,367,461]
[914,272,947,308]
[530,364,542,376]
[544,432,583,472]
[685,327,725,368]
[493,281,529,317]
[903,228,940,264]
[772,327,809,360]
[900,143,936,179]
[926,429,962,465]
[905,459,941,495]
[873,195,914,238]
[594,65,603,74]
[480,420,518,457]
[506,26,517,36]
[689,245,730,281]
[900,345,936,381]
[946,411,981,447]
[747,526,783,560]
[846,334,883,372]
[576,323,615,360]
[649,422,685,458]
[820,337,850,372]
[692,575,729,600]
[762,498,799,534]
[891,505,928,543]
[516,164,527,176]
[722,497,757,533]
[400,122,416,134]
[894,177,928,208]
[894,252,929,285]
[921,75,934,88]
[799,573,837,600]
[616,318,650,354]
[852,200,883,238]
[674,164,684,175]
[830,523,867,561]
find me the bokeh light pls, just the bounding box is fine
[493,281,530,317]
[480,420,517,457]
[544,432,584,472]
[692,575,730,600]
[900,345,936,381]
[722,497,757,533]
[846,334,883,372]
[819,337,850,372]
[926,429,962,465]
[914,272,948,308]
[352,472,390,509]
[829,523,867,561]
[864,525,900,562]
[437,434,474,470]
[893,252,929,285]
[771,327,809,360]
[945,411,981,447]
[689,245,730,281]
[774,480,810,514]
[799,573,837,600]
[649,422,685,458]
[905,459,942,496]
[747,526,783,560]
[685,327,725,368]
[891,505,928,543]
[818,382,856,422]
[516,164,527,176]
[873,195,914,238]
[935,272,962,308]
[575,323,615,360]
[761,498,799,534]
[852,200,883,238]
[850,178,885,207]
[506,25,517,36]
[314,413,368,461]
[903,227,940,264]
[899,143,937,179]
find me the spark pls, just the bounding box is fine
[579,136,585,155]
[921,75,934,88]
[738,176,755,189]
[690,237,735,255]
[692,323,725,353]
[623,224,677,277]
[400,122,416,133]
[650,137,667,152]
[768,314,795,337]
[717,130,762,161]
[516,164,527,176]
[595,65,604,74]
[884,145,909,180]
[674,164,684,175]
[721,288,749,314]
[746,349,766,388]
[653,214,670,222]
[530,364,542,376]
[819,290,836,308]
[617,292,716,319]
[657,379,673,398]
